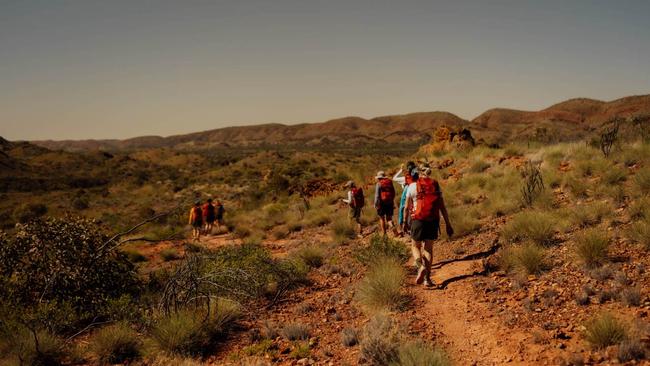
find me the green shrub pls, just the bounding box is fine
[618,339,646,362]
[331,217,356,244]
[621,287,642,307]
[628,219,650,249]
[91,322,142,364]
[448,208,481,237]
[500,243,547,275]
[584,313,628,349]
[0,326,67,366]
[289,342,310,359]
[123,249,147,263]
[152,300,241,356]
[355,235,410,265]
[0,217,139,332]
[360,314,400,365]
[397,341,450,366]
[629,197,650,220]
[634,168,650,195]
[574,228,610,268]
[270,224,290,240]
[501,210,557,246]
[564,175,589,199]
[280,322,310,341]
[569,202,611,228]
[161,248,180,261]
[356,257,406,310]
[603,167,627,185]
[469,160,490,173]
[291,246,325,268]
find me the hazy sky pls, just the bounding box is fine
[1,0,649,140]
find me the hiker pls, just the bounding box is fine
[188,200,203,240]
[393,161,418,236]
[215,199,225,230]
[374,171,399,237]
[342,180,364,238]
[202,198,216,235]
[404,167,454,287]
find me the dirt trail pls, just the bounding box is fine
[411,258,553,366]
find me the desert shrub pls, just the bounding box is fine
[356,257,406,310]
[91,322,142,364]
[397,340,450,366]
[575,292,590,306]
[563,175,589,199]
[341,328,360,347]
[355,234,410,265]
[574,228,610,268]
[152,300,240,356]
[241,339,275,357]
[291,246,325,268]
[72,196,89,210]
[123,249,147,263]
[448,208,481,237]
[303,208,332,228]
[148,355,203,366]
[628,219,650,249]
[603,166,627,185]
[13,203,48,223]
[270,224,290,240]
[584,313,628,349]
[629,197,650,220]
[501,210,557,246]
[0,326,67,366]
[520,161,545,207]
[360,314,400,365]
[290,342,310,359]
[259,320,279,340]
[621,287,642,307]
[469,160,490,173]
[569,202,611,228]
[634,167,650,195]
[618,339,646,362]
[590,266,614,281]
[331,217,356,244]
[161,248,180,261]
[280,322,310,341]
[184,242,204,253]
[500,243,547,275]
[0,218,139,332]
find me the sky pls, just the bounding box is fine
[1,0,649,141]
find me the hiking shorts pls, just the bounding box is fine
[411,219,439,241]
[192,220,203,229]
[205,214,216,224]
[349,206,362,223]
[376,202,394,219]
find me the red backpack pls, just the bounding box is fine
[378,178,395,204]
[351,187,365,208]
[412,177,442,221]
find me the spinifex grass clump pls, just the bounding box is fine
[501,210,557,246]
[584,313,628,349]
[355,234,410,265]
[574,228,610,268]
[290,246,325,268]
[91,322,142,364]
[356,257,407,311]
[500,243,548,275]
[397,341,451,366]
[331,217,356,244]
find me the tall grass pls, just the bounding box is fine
[584,313,628,349]
[91,322,142,364]
[499,243,547,275]
[356,257,406,310]
[331,217,356,244]
[574,228,610,268]
[501,210,557,246]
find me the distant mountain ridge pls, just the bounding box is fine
[30,94,650,151]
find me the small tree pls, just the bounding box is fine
[600,120,620,158]
[520,161,544,206]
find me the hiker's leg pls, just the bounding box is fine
[422,239,434,275]
[379,216,386,236]
[411,240,422,265]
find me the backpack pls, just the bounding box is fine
[412,177,442,221]
[351,187,365,208]
[192,206,203,224]
[378,178,395,204]
[203,203,215,219]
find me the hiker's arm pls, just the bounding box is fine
[342,191,351,204]
[392,168,405,186]
[439,198,454,237]
[373,183,380,208]
[188,209,193,225]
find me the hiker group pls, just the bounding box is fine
[188,198,225,240]
[342,162,454,287]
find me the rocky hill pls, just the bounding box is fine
[27,94,650,151]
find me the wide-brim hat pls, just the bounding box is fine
[344,180,355,188]
[375,171,387,179]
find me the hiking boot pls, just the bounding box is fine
[415,266,426,285]
[424,277,435,287]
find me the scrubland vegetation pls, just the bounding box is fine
[1,115,650,364]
